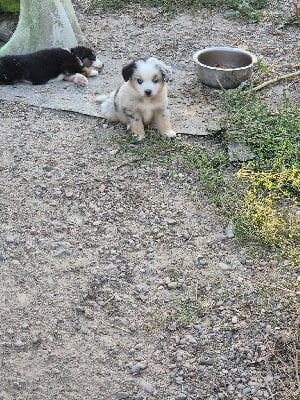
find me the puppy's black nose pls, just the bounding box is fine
[144,90,152,97]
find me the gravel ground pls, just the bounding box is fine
[0,2,299,399]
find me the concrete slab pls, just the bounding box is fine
[0,56,217,135]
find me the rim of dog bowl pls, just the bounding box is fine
[193,47,257,72]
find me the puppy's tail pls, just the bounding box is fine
[95,94,109,103]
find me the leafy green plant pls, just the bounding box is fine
[220,90,300,172]
[218,89,300,259]
[227,0,269,20]
[253,56,269,73]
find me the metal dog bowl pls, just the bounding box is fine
[193,47,257,89]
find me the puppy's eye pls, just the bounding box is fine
[136,78,143,85]
[152,78,160,84]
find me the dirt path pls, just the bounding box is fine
[0,3,299,399]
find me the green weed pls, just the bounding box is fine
[142,294,203,333]
[221,90,300,172]
[253,57,269,73]
[217,89,300,260]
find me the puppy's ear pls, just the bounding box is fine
[159,62,172,82]
[161,69,170,82]
[122,62,136,81]
[70,46,84,57]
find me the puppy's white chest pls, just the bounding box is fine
[141,107,155,125]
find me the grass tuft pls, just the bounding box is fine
[218,89,300,261]
[220,90,300,171]
[87,0,271,20]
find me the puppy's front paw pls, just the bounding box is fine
[89,69,99,77]
[131,130,145,141]
[131,134,145,143]
[162,129,176,138]
[92,58,104,71]
[74,73,88,87]
[96,94,108,103]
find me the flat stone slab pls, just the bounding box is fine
[228,142,255,162]
[0,56,218,135]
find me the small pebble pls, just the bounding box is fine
[54,248,70,257]
[225,331,233,340]
[65,190,74,198]
[227,384,235,392]
[5,234,17,244]
[219,262,233,271]
[166,219,177,225]
[175,376,184,385]
[176,394,187,400]
[14,340,24,348]
[135,284,149,293]
[116,392,129,399]
[193,325,202,332]
[84,308,94,319]
[225,224,235,238]
[167,282,180,290]
[139,381,154,394]
[182,231,190,240]
[242,387,252,395]
[131,362,147,375]
[186,335,197,344]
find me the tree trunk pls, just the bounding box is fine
[0,0,84,56]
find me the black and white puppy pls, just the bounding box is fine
[0,46,103,86]
[96,57,176,140]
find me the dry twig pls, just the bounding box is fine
[252,70,300,92]
[102,293,116,306]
